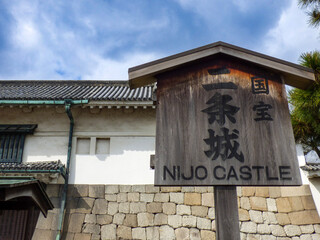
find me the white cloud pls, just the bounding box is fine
[261,0,319,63]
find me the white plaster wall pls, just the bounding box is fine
[69,137,155,184]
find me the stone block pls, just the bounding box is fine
[119,202,130,213]
[266,198,277,212]
[119,185,132,193]
[132,227,146,240]
[200,230,215,240]
[197,217,211,230]
[92,199,107,214]
[84,214,96,224]
[82,223,100,235]
[117,225,132,239]
[154,193,169,202]
[255,187,269,197]
[195,187,208,193]
[177,205,191,215]
[73,233,91,240]
[147,202,162,213]
[237,186,242,197]
[161,187,181,193]
[182,216,197,227]
[300,225,315,234]
[270,225,286,236]
[314,224,320,233]
[123,214,138,227]
[288,197,304,211]
[240,197,251,210]
[312,234,320,240]
[281,185,311,197]
[190,228,201,240]
[208,208,215,219]
[276,213,291,225]
[128,192,140,202]
[238,209,250,221]
[249,210,263,223]
[170,192,184,204]
[96,214,112,225]
[175,228,190,240]
[76,197,95,214]
[32,229,57,240]
[64,232,75,240]
[105,194,117,202]
[202,193,214,207]
[181,186,195,192]
[91,234,100,240]
[132,185,146,192]
[269,187,281,198]
[101,224,116,240]
[146,227,160,240]
[163,202,176,215]
[46,184,61,198]
[262,212,277,224]
[301,196,317,210]
[250,197,267,211]
[257,224,271,234]
[51,212,59,230]
[168,215,182,228]
[289,210,320,225]
[284,225,302,237]
[241,222,257,234]
[146,185,160,193]
[191,206,208,217]
[130,202,147,213]
[113,213,125,225]
[141,193,155,202]
[242,187,255,197]
[117,193,128,203]
[105,185,119,194]
[154,213,168,225]
[276,198,292,213]
[107,202,118,215]
[69,213,85,233]
[211,220,216,231]
[159,225,175,240]
[301,234,313,240]
[89,185,105,198]
[36,212,54,230]
[185,193,201,206]
[137,213,154,227]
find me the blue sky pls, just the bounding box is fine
[0,0,319,80]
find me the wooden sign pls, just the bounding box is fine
[154,55,301,186]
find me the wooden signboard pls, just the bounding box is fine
[154,55,301,186]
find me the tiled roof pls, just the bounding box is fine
[301,163,320,171]
[0,81,154,101]
[0,160,66,176]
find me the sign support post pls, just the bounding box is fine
[214,186,240,240]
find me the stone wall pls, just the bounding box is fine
[32,185,320,240]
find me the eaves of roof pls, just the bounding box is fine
[129,41,315,90]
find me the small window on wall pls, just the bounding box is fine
[0,124,37,163]
[76,137,110,155]
[76,138,90,155]
[96,138,110,155]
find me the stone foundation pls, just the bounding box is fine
[32,185,320,240]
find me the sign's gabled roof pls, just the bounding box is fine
[128,41,315,90]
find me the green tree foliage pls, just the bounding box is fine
[289,51,320,157]
[299,0,320,27]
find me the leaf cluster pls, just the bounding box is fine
[299,0,320,27]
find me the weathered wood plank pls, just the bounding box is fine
[155,55,301,186]
[214,186,240,240]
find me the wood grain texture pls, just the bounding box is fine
[154,55,301,186]
[214,186,240,240]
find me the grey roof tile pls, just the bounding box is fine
[0,160,65,172]
[0,80,154,101]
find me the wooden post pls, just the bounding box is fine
[214,186,240,240]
